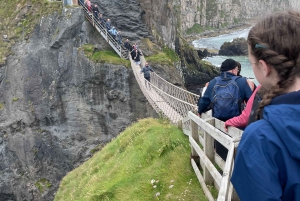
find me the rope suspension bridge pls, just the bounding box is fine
[79,2,242,201]
[79,1,200,123]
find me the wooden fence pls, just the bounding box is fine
[179,111,243,201]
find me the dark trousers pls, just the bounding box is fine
[215,141,228,161]
[144,77,151,88]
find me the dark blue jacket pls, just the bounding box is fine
[198,72,252,117]
[140,65,154,78]
[231,91,300,201]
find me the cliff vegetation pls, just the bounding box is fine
[54,118,217,200]
[81,44,131,67]
[0,0,62,65]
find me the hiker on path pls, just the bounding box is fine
[124,39,132,51]
[98,13,104,25]
[105,19,111,30]
[109,26,117,38]
[92,4,99,20]
[84,0,92,12]
[140,62,154,89]
[133,49,142,67]
[197,58,252,160]
[231,10,300,201]
[116,31,122,44]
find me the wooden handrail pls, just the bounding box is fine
[180,111,242,201]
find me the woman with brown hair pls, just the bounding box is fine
[231,10,300,200]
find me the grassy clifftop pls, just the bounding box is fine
[54,118,210,201]
[0,0,62,65]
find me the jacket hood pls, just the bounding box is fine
[263,90,300,160]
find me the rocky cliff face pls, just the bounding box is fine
[133,0,300,88]
[0,7,162,201]
[3,0,299,200]
[136,0,300,46]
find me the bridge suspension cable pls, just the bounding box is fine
[79,3,200,123]
[131,56,200,123]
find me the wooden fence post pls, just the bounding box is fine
[177,120,182,130]
[204,118,215,184]
[191,119,199,164]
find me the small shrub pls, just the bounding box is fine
[35,178,51,193]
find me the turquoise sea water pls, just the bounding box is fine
[192,28,259,86]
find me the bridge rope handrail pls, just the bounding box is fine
[130,55,199,123]
[78,1,127,58]
[153,71,199,98]
[79,2,201,123]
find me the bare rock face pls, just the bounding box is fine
[219,38,248,56]
[0,7,155,201]
[92,0,152,41]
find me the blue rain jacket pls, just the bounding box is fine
[231,90,300,201]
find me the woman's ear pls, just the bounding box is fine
[258,59,272,77]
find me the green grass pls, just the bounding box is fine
[145,52,173,66]
[140,38,179,66]
[0,0,62,65]
[54,118,208,201]
[186,24,216,35]
[81,45,130,67]
[144,47,179,66]
[162,46,180,63]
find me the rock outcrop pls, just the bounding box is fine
[219,38,248,56]
[175,37,219,91]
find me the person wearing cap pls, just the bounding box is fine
[197,58,252,160]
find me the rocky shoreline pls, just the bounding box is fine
[185,22,254,57]
[185,21,256,45]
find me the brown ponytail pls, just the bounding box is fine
[247,11,300,119]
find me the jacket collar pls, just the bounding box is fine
[220,71,236,79]
[271,90,300,105]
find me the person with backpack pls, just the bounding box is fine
[231,11,300,201]
[197,58,252,160]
